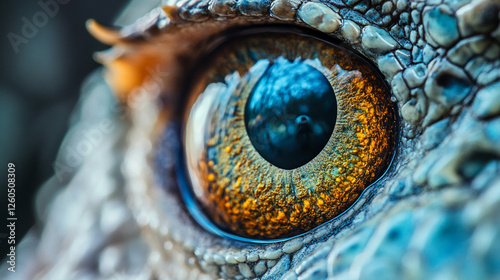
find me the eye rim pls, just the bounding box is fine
[166,25,401,243]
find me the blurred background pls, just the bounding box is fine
[0,0,136,258]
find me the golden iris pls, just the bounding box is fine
[182,28,396,239]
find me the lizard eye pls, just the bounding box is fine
[176,27,397,240]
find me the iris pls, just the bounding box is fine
[180,28,397,239]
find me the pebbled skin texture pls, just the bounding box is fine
[4,0,500,279]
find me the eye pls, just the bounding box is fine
[174,27,397,240]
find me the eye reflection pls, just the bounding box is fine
[245,58,337,170]
[180,28,397,240]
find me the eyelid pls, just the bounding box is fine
[89,2,389,107]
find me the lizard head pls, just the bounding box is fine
[20,0,500,279]
[88,0,500,278]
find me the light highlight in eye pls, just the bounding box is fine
[180,27,397,240]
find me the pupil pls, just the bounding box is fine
[244,58,337,169]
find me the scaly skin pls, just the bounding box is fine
[5,0,500,279]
